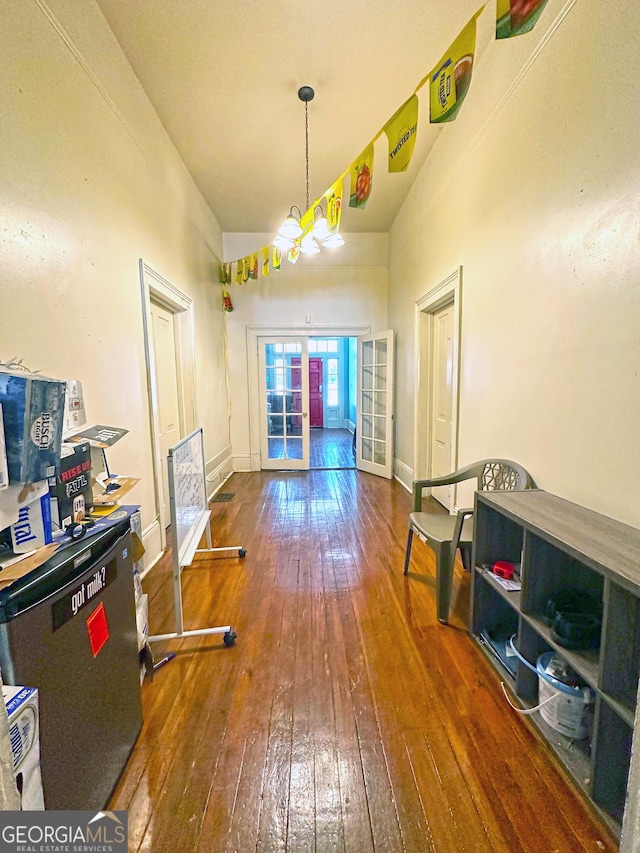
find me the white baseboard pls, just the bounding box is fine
[345,419,355,434]
[140,518,163,580]
[233,453,255,472]
[394,458,413,493]
[206,445,234,501]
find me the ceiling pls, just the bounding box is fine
[96,0,484,235]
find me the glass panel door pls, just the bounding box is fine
[258,338,309,469]
[357,330,394,479]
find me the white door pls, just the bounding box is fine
[430,303,455,509]
[258,338,309,470]
[356,330,394,479]
[150,301,181,527]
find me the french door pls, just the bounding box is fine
[356,330,395,479]
[258,338,310,470]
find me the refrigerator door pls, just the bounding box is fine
[0,524,142,809]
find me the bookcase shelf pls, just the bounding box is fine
[471,490,640,837]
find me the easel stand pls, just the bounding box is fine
[147,428,246,652]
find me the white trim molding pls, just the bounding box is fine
[413,267,462,510]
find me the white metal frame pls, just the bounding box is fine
[148,428,243,645]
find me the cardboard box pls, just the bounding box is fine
[49,440,93,528]
[0,405,8,491]
[3,685,45,809]
[0,480,49,532]
[10,492,53,554]
[0,371,66,484]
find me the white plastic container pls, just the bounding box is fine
[536,651,593,739]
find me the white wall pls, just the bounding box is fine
[223,233,388,469]
[389,0,640,528]
[0,0,229,566]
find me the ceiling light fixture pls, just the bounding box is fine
[277,86,344,256]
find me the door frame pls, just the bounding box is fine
[414,267,462,511]
[246,324,369,471]
[140,260,198,548]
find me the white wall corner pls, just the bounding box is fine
[394,458,413,493]
[140,519,163,579]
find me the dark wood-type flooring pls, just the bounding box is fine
[110,470,618,852]
[310,428,355,469]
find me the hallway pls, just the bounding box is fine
[110,470,616,852]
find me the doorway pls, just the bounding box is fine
[414,267,462,513]
[307,336,356,469]
[140,260,198,552]
[252,332,361,471]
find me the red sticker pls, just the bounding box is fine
[86,602,110,657]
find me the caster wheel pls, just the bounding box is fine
[238,548,247,558]
[223,630,237,647]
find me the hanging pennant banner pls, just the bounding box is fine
[248,254,258,280]
[272,245,282,271]
[287,244,300,264]
[262,247,270,277]
[427,8,482,124]
[384,94,419,173]
[496,0,549,38]
[324,178,343,232]
[235,260,243,285]
[300,205,315,239]
[349,144,374,209]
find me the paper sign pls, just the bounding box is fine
[87,602,110,657]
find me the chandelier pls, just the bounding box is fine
[275,86,345,255]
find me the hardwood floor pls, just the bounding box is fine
[310,428,355,469]
[110,470,618,852]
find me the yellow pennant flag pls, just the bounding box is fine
[384,94,419,173]
[427,8,482,124]
[272,245,281,271]
[324,178,343,233]
[242,257,250,283]
[235,260,243,285]
[248,254,258,280]
[262,247,270,277]
[287,244,300,265]
[497,0,549,38]
[300,206,315,239]
[349,144,374,209]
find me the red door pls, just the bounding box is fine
[309,357,323,427]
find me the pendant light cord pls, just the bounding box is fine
[305,100,310,212]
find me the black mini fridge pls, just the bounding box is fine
[0,519,143,809]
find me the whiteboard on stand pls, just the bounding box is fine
[168,427,209,570]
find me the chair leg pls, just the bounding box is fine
[404,527,414,575]
[435,544,455,624]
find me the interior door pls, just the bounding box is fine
[430,303,455,509]
[309,357,323,427]
[356,330,394,479]
[150,301,181,528]
[258,339,309,470]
